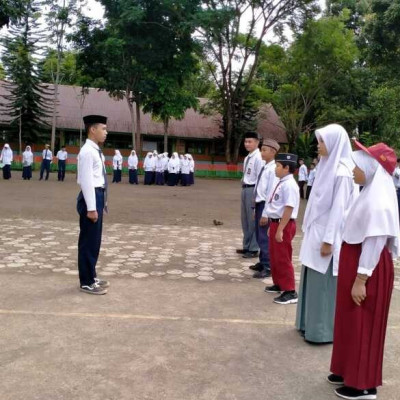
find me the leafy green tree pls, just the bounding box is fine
[0,62,5,79]
[0,0,24,28]
[1,0,52,147]
[195,0,319,162]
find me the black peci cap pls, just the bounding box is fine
[83,115,107,125]
[244,131,259,140]
[276,153,298,165]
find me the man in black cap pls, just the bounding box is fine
[237,131,264,258]
[76,115,110,295]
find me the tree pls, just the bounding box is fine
[0,0,24,28]
[0,62,5,79]
[195,0,319,163]
[1,0,52,147]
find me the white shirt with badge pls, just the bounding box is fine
[77,139,106,212]
[57,150,68,161]
[254,160,278,203]
[265,174,300,219]
[243,148,264,185]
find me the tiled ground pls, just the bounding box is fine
[0,217,399,291]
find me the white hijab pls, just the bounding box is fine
[128,150,138,164]
[303,124,354,231]
[23,146,33,156]
[169,152,180,169]
[113,150,123,161]
[343,151,400,257]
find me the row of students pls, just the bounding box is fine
[0,143,68,181]
[240,127,399,399]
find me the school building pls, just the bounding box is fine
[0,82,287,178]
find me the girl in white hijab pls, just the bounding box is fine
[155,154,165,185]
[187,154,195,185]
[329,141,399,400]
[128,150,139,184]
[167,152,180,186]
[112,149,123,183]
[143,152,155,185]
[296,124,358,343]
[0,143,13,180]
[162,152,169,182]
[180,154,191,186]
[22,145,34,180]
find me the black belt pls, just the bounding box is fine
[242,184,255,188]
[95,187,105,191]
[270,218,295,223]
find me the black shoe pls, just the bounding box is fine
[264,285,281,293]
[94,277,110,288]
[334,386,377,400]
[249,263,263,271]
[80,283,107,295]
[273,291,298,304]
[242,251,258,258]
[236,249,248,254]
[253,270,271,279]
[327,374,344,385]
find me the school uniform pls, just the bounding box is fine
[265,171,299,292]
[112,151,123,183]
[241,148,264,255]
[56,149,68,181]
[305,168,316,200]
[39,147,52,180]
[296,124,357,343]
[128,151,139,184]
[143,153,156,185]
[167,153,180,186]
[298,164,308,199]
[0,144,13,179]
[180,155,191,186]
[22,146,33,180]
[155,155,165,185]
[330,142,399,399]
[253,159,279,277]
[392,165,400,220]
[163,153,169,182]
[188,154,195,185]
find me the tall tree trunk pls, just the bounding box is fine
[135,100,141,154]
[126,90,135,149]
[233,136,241,164]
[163,119,169,152]
[224,107,232,164]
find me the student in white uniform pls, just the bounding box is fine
[167,152,180,186]
[264,153,300,304]
[112,149,123,183]
[250,139,280,278]
[181,154,191,186]
[305,162,316,200]
[22,145,33,180]
[39,144,53,181]
[295,124,357,343]
[188,154,195,185]
[77,114,110,295]
[237,131,264,258]
[155,154,165,185]
[162,152,169,183]
[143,152,156,185]
[128,150,139,184]
[393,158,400,220]
[298,158,308,199]
[56,146,68,181]
[0,143,13,179]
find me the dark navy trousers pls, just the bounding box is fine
[58,160,66,181]
[129,169,138,184]
[255,201,270,272]
[40,160,51,180]
[77,189,104,286]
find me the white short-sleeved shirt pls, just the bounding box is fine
[298,164,308,182]
[42,149,53,160]
[242,149,264,185]
[265,174,300,219]
[393,167,400,188]
[307,169,316,186]
[57,150,68,161]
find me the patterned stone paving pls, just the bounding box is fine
[0,218,399,290]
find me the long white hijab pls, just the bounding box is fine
[303,124,354,231]
[343,151,400,257]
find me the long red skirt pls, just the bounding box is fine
[269,220,296,291]
[330,242,394,389]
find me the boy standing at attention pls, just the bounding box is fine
[298,158,308,199]
[237,131,264,259]
[265,153,300,304]
[250,139,280,278]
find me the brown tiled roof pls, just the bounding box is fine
[0,81,287,143]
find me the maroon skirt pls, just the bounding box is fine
[330,242,394,389]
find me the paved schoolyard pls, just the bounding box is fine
[0,172,399,400]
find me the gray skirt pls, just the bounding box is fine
[295,261,337,343]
